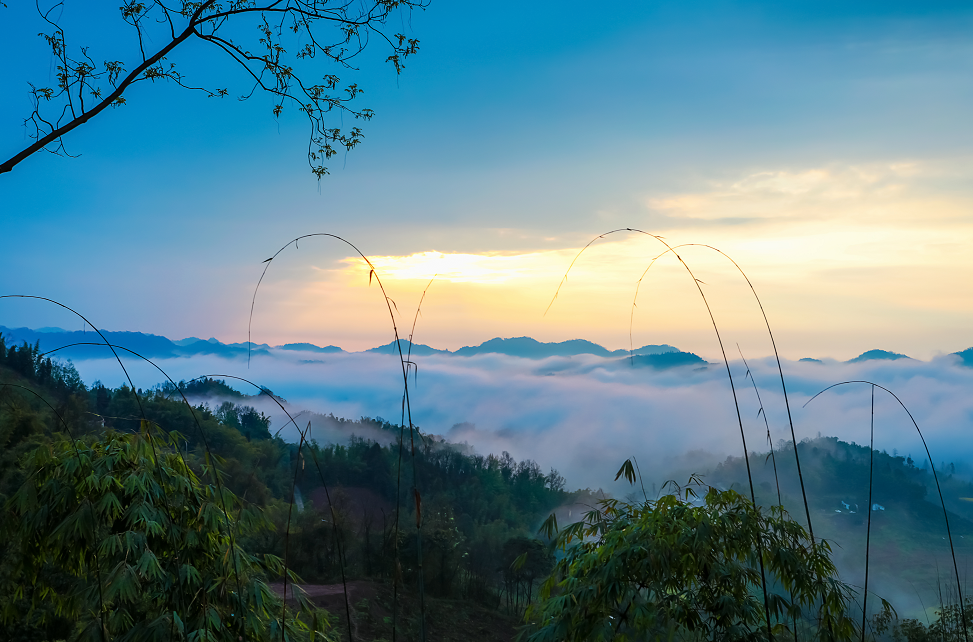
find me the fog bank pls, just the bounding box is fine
[69,349,973,492]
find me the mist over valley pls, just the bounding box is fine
[15,325,973,494]
[9,324,973,622]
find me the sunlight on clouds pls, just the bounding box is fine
[354,250,569,284]
[645,161,969,223]
[254,237,718,351]
[250,158,973,359]
[342,242,699,287]
[352,240,703,291]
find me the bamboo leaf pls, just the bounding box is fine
[615,458,637,486]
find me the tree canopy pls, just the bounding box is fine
[526,472,873,642]
[1,426,332,641]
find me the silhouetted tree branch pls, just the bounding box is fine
[1,0,424,177]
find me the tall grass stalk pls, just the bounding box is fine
[283,422,311,639]
[248,234,429,642]
[194,372,357,642]
[863,384,875,642]
[548,232,816,539]
[737,346,798,642]
[628,247,673,363]
[547,232,774,639]
[736,347,783,508]
[806,380,969,642]
[390,275,435,642]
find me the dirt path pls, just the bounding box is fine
[270,580,518,642]
[269,581,359,600]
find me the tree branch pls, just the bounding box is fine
[0,1,214,175]
[2,0,424,177]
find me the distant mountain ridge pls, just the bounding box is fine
[278,342,344,354]
[847,349,912,363]
[953,347,973,368]
[367,340,452,357]
[0,325,683,362]
[3,325,972,365]
[0,326,273,360]
[368,336,679,360]
[453,337,677,359]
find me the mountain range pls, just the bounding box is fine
[0,326,682,362]
[1,326,970,367]
[365,336,679,359]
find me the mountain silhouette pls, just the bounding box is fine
[846,349,911,363]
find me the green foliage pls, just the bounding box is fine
[173,378,247,400]
[0,335,86,400]
[269,432,572,601]
[95,384,292,501]
[525,476,866,642]
[711,435,973,611]
[0,362,576,617]
[0,427,335,642]
[872,596,973,642]
[214,401,272,441]
[501,537,553,614]
[712,437,936,512]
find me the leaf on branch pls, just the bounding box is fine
[615,458,637,486]
[7,0,425,179]
[538,512,559,540]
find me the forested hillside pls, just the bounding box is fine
[4,335,968,641]
[710,436,973,623]
[0,337,575,640]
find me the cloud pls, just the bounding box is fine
[354,250,574,285]
[63,345,973,620]
[645,162,943,224]
[67,348,973,494]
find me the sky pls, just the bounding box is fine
[3,1,973,360]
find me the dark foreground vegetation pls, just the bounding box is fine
[0,335,969,641]
[0,338,569,641]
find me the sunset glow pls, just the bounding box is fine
[3,2,972,362]
[354,250,571,284]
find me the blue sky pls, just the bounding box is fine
[3,1,973,358]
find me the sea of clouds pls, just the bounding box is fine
[69,348,973,493]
